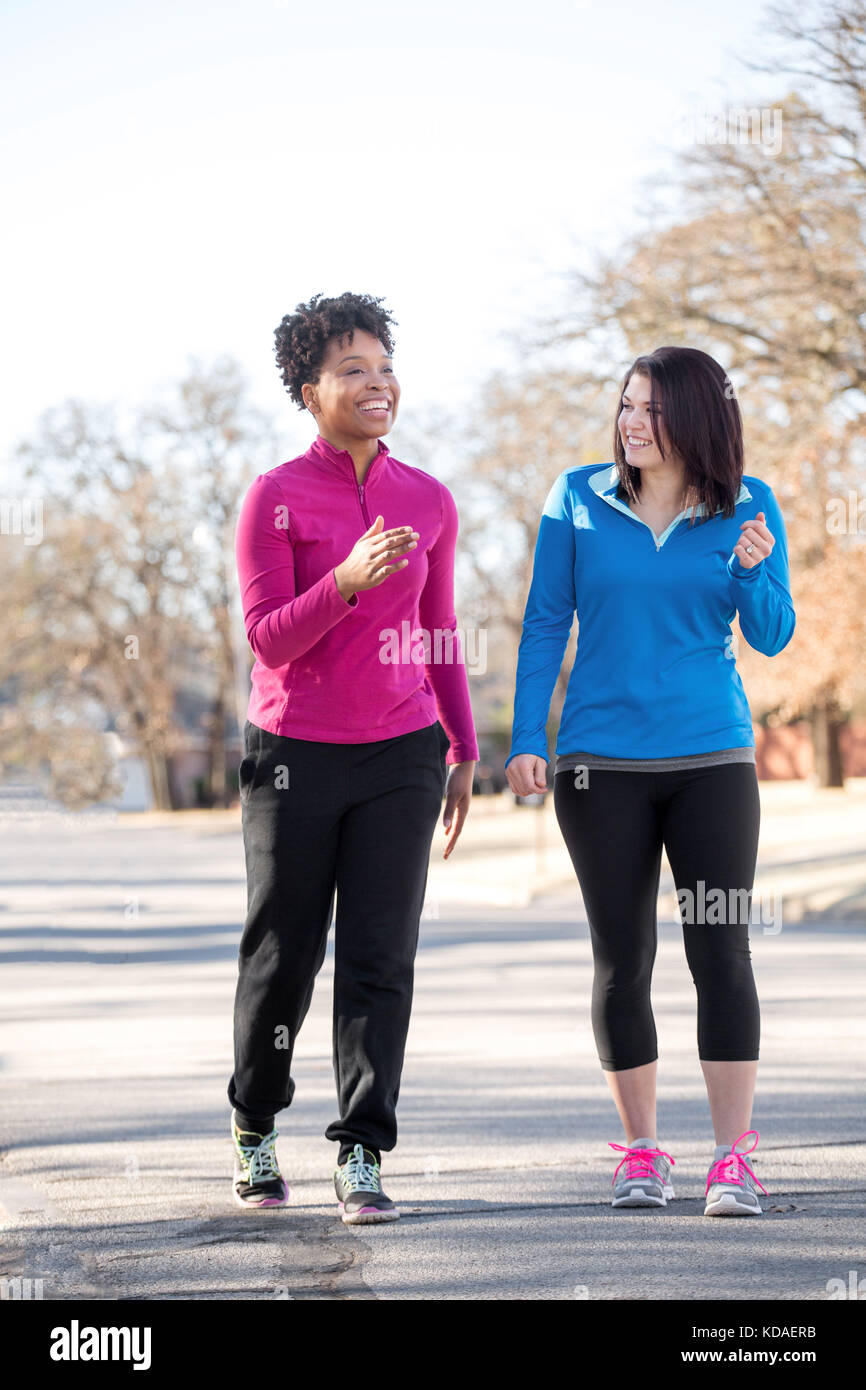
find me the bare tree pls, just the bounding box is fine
[14,400,201,808]
[11,360,277,810]
[143,356,278,805]
[538,2,866,784]
[396,373,617,744]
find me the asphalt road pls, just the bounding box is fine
[1,790,864,1302]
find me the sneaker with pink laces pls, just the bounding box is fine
[609,1138,676,1207]
[704,1130,767,1217]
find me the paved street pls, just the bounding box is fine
[1,782,864,1301]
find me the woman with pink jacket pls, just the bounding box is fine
[227,292,478,1223]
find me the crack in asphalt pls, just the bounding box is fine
[0,1209,380,1302]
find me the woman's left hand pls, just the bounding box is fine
[442,763,474,859]
[733,510,775,570]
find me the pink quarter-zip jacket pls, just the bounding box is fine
[235,432,479,765]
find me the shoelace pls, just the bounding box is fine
[236,1129,280,1183]
[705,1129,768,1195]
[609,1142,675,1186]
[339,1142,381,1193]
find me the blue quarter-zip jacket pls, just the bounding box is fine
[506,464,796,766]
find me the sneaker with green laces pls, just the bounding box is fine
[231,1110,289,1209]
[334,1143,399,1225]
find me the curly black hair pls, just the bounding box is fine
[274,291,398,410]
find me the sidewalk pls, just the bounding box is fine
[106,774,866,916]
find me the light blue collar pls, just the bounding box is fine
[588,464,751,549]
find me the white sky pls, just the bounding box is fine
[2,0,792,476]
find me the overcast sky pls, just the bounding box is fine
[2,0,792,475]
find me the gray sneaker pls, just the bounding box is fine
[704,1130,766,1217]
[231,1110,290,1209]
[334,1144,399,1225]
[609,1139,676,1207]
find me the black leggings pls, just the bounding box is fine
[553,762,761,1071]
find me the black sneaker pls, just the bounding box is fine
[231,1110,289,1209]
[334,1143,399,1224]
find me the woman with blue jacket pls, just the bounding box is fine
[506,346,795,1216]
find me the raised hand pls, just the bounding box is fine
[334,515,419,599]
[733,511,774,570]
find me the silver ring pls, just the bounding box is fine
[745,544,754,554]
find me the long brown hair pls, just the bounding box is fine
[613,346,744,523]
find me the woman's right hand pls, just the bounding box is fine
[506,754,549,797]
[334,516,419,600]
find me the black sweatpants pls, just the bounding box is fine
[553,761,761,1071]
[227,718,449,1153]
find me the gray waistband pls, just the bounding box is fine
[554,747,756,773]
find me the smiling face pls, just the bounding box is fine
[618,372,673,470]
[302,328,400,445]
